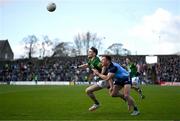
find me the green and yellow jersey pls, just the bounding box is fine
[127,63,137,78]
[88,56,102,72]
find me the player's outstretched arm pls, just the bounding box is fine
[78,64,88,69]
[71,64,88,69]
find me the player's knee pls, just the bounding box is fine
[85,88,91,94]
[124,95,129,100]
[110,92,117,97]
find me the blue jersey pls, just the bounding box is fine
[107,62,129,79]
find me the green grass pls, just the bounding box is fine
[0,85,180,120]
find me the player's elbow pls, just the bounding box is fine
[104,77,111,81]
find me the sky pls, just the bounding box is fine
[0,0,180,58]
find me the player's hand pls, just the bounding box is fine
[70,66,78,69]
[92,69,99,75]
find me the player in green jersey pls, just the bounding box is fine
[77,47,109,111]
[125,58,145,99]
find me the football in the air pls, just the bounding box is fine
[47,2,56,12]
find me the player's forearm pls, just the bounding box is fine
[96,73,110,81]
[101,66,106,74]
[78,64,88,69]
[108,79,113,88]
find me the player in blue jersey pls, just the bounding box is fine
[92,55,140,116]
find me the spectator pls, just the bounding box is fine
[0,55,179,83]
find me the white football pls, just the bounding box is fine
[47,2,56,12]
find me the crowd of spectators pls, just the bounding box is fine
[0,55,179,83]
[0,57,87,82]
[157,55,179,82]
[113,55,179,83]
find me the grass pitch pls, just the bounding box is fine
[0,85,180,120]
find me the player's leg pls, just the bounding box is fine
[123,84,140,115]
[132,85,145,99]
[88,73,94,84]
[109,85,126,101]
[86,80,108,111]
[86,84,102,104]
[123,84,135,111]
[131,77,145,99]
[110,85,121,96]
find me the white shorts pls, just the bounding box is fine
[97,80,108,88]
[132,77,140,86]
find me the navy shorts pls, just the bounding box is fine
[113,77,132,87]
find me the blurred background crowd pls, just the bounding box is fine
[0,55,179,84]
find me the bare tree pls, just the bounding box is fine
[122,48,131,55]
[40,35,53,58]
[52,42,74,57]
[107,43,131,55]
[74,31,102,55]
[83,32,90,54]
[23,35,38,59]
[108,43,123,55]
[74,33,83,55]
[91,33,103,52]
[104,49,112,55]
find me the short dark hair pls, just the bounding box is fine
[90,47,98,55]
[102,55,112,62]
